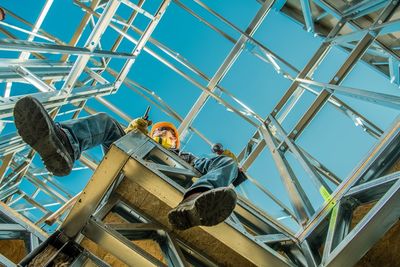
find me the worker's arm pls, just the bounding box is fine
[178,151,198,165]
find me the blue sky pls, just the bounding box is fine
[1,0,399,232]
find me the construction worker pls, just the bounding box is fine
[13,96,243,230]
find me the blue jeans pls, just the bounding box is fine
[60,113,238,194]
[190,156,238,195]
[60,112,125,161]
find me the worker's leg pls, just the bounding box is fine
[189,155,239,194]
[168,156,238,230]
[60,112,125,161]
[14,96,124,176]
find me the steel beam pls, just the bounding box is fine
[0,84,116,119]
[236,173,298,222]
[0,202,47,240]
[268,116,332,195]
[114,0,171,89]
[60,0,101,62]
[235,17,381,170]
[299,0,315,32]
[0,253,16,267]
[297,115,400,242]
[0,10,216,152]
[314,0,400,70]
[175,0,298,73]
[255,233,291,244]
[341,0,388,19]
[0,38,137,59]
[61,146,129,238]
[83,218,163,266]
[19,0,54,60]
[0,153,14,183]
[177,0,275,139]
[389,56,400,85]
[61,0,121,93]
[259,124,314,225]
[271,19,344,118]
[12,65,55,92]
[289,1,399,141]
[296,78,400,109]
[76,1,262,128]
[345,171,400,202]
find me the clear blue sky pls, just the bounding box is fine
[1,0,399,232]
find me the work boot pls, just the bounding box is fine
[168,187,237,230]
[13,96,74,176]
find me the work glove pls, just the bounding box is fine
[221,149,238,162]
[124,118,151,135]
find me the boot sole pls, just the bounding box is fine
[13,96,73,176]
[168,187,237,230]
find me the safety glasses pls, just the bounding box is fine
[154,127,176,136]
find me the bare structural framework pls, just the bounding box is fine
[0,0,399,266]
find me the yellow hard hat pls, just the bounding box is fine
[150,122,180,149]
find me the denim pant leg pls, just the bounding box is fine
[188,155,238,194]
[59,112,125,160]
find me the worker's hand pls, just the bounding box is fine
[124,118,150,135]
[221,149,238,162]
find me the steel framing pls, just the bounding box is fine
[0,0,399,266]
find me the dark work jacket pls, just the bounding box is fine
[171,150,247,187]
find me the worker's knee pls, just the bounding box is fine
[96,112,115,125]
[96,112,112,120]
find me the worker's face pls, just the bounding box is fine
[152,127,177,149]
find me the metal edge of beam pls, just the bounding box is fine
[60,145,130,238]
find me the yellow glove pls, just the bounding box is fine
[222,149,238,162]
[124,118,150,134]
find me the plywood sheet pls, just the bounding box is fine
[0,239,26,263]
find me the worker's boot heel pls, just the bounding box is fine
[168,187,237,230]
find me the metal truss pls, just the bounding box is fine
[0,0,399,266]
[297,116,400,267]
[0,201,47,267]
[20,133,299,266]
[18,129,400,266]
